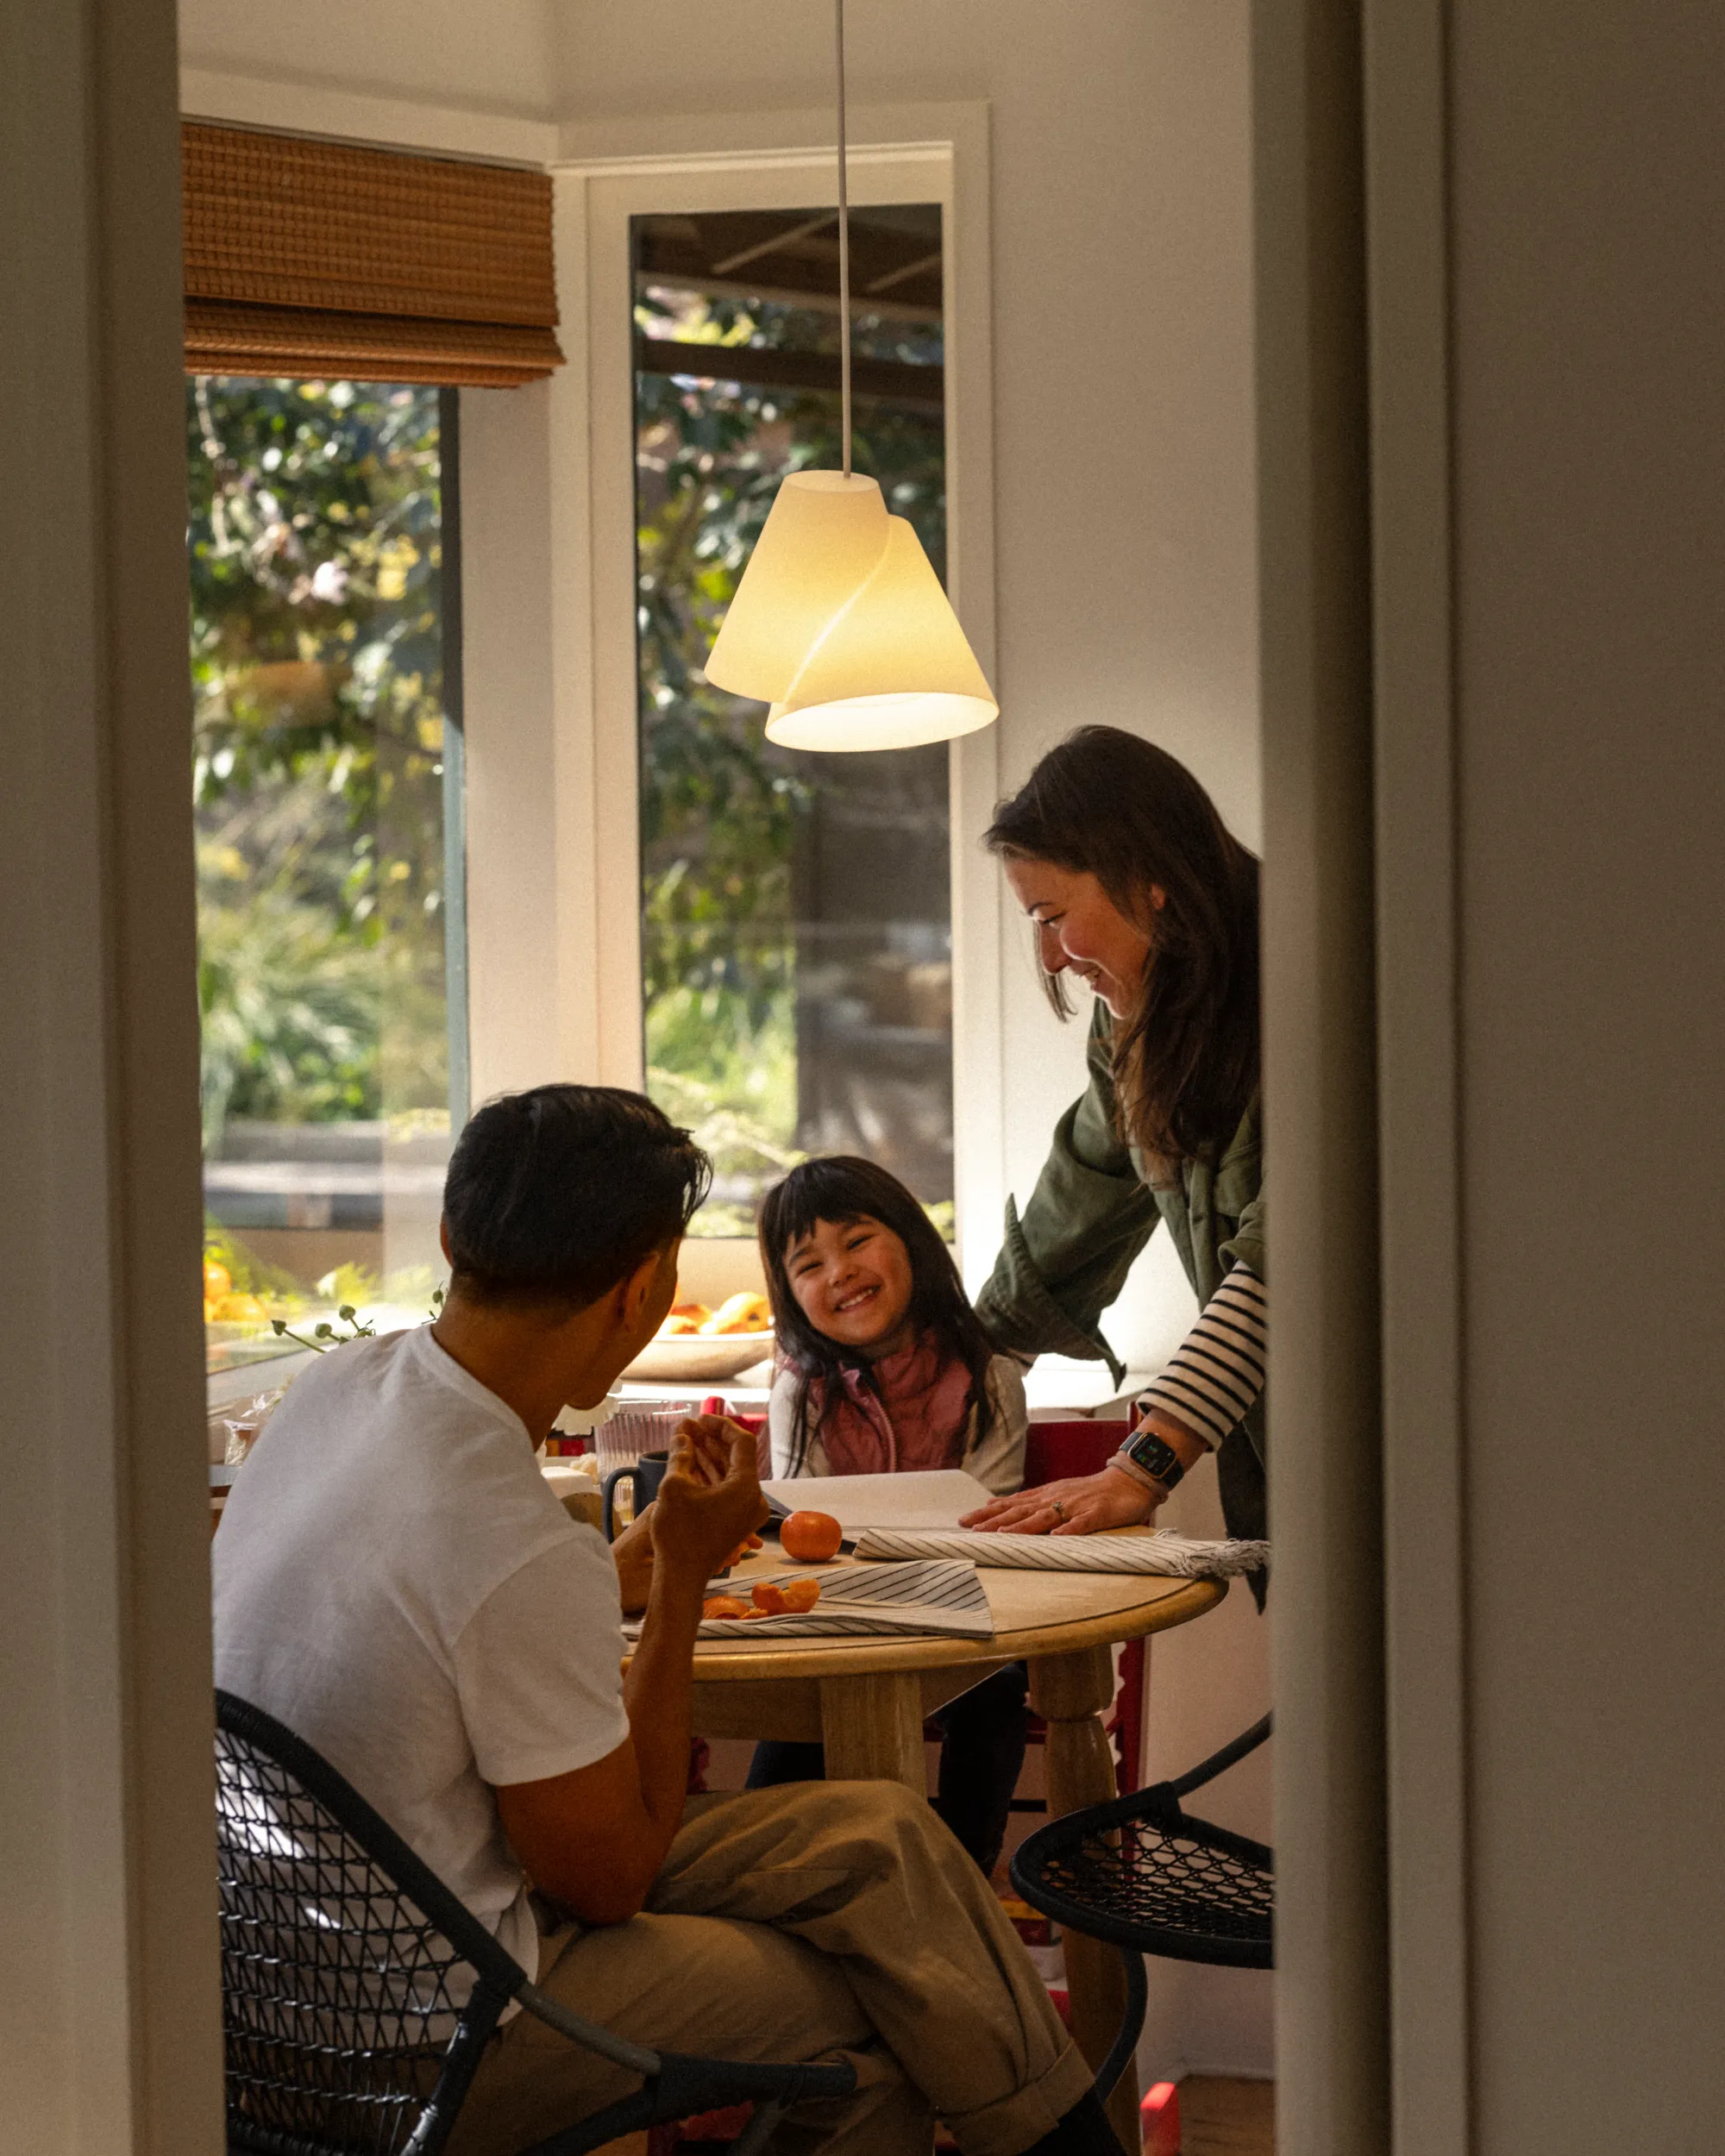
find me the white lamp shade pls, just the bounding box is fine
[762,515,997,750]
[765,689,998,750]
[705,469,998,751]
[704,470,889,703]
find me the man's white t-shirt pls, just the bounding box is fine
[213,1325,629,1975]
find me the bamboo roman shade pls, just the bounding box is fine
[183,123,563,387]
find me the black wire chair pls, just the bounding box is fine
[215,1689,855,2156]
[1008,1715,1273,2104]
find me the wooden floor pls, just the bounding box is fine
[599,2076,1274,2155]
[1179,2076,1275,2155]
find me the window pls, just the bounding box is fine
[189,377,465,1375]
[631,204,953,1235]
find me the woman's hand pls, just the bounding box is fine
[961,1464,1158,1537]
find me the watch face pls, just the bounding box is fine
[1127,1431,1185,1489]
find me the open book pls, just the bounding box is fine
[759,1467,994,1533]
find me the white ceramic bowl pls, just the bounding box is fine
[622,1329,776,1383]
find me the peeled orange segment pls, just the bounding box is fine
[779,1577,822,1613]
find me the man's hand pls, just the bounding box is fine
[650,1417,768,1583]
[608,1416,763,1612]
[961,1464,1157,1537]
[610,1509,657,1614]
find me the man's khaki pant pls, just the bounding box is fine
[447,1779,1092,2156]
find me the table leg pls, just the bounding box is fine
[1028,1645,1140,2153]
[819,1671,928,1791]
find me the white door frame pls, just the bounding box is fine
[1363,3,1471,2150]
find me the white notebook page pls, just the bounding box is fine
[760,1467,995,1532]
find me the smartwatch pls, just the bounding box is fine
[1121,1425,1187,1492]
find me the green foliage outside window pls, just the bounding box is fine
[188,378,448,1150]
[634,283,945,1226]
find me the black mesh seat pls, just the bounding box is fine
[1008,1715,1273,2102]
[216,1689,854,2156]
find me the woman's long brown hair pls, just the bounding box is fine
[986,726,1260,1166]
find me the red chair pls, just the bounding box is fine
[1021,1420,1147,1797]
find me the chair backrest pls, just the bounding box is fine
[215,1689,523,2156]
[1023,1419,1128,1488]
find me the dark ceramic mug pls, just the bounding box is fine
[601,1451,671,1542]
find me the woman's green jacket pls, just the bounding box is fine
[973,1004,1267,1545]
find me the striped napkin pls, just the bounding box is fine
[623,1560,996,1648]
[851,1526,1270,1580]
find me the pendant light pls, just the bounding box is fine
[702,0,998,751]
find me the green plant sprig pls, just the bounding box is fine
[269,1303,377,1353]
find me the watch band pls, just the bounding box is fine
[1121,1425,1187,1491]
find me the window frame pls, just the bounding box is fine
[178,82,1006,1289]
[191,374,470,1404]
[543,108,1003,1279]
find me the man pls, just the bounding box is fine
[214,1084,1116,2155]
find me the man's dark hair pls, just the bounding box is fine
[442,1085,711,1310]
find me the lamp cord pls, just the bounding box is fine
[835,0,852,478]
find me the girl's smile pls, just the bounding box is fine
[784,1215,916,1357]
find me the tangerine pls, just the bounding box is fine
[780,1511,843,1563]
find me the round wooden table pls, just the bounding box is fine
[662,1550,1229,2151]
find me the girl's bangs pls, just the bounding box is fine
[768,1161,879,1256]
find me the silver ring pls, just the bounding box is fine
[1051,1498,1066,1521]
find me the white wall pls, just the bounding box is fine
[178,0,557,116]
[1446,3,1725,2147]
[7,3,225,2148]
[1361,2,1725,2150]
[1137,1476,1276,2083]
[455,384,566,1105]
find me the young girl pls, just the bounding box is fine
[746,1156,1029,1872]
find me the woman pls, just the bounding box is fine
[961,727,1268,1564]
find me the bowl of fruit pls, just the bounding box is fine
[623,1291,775,1382]
[201,1257,274,1334]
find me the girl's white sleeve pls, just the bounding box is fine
[767,1369,832,1479]
[766,1367,800,1478]
[963,1356,1029,1495]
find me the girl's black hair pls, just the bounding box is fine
[757,1156,998,1476]
[986,725,1260,1167]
